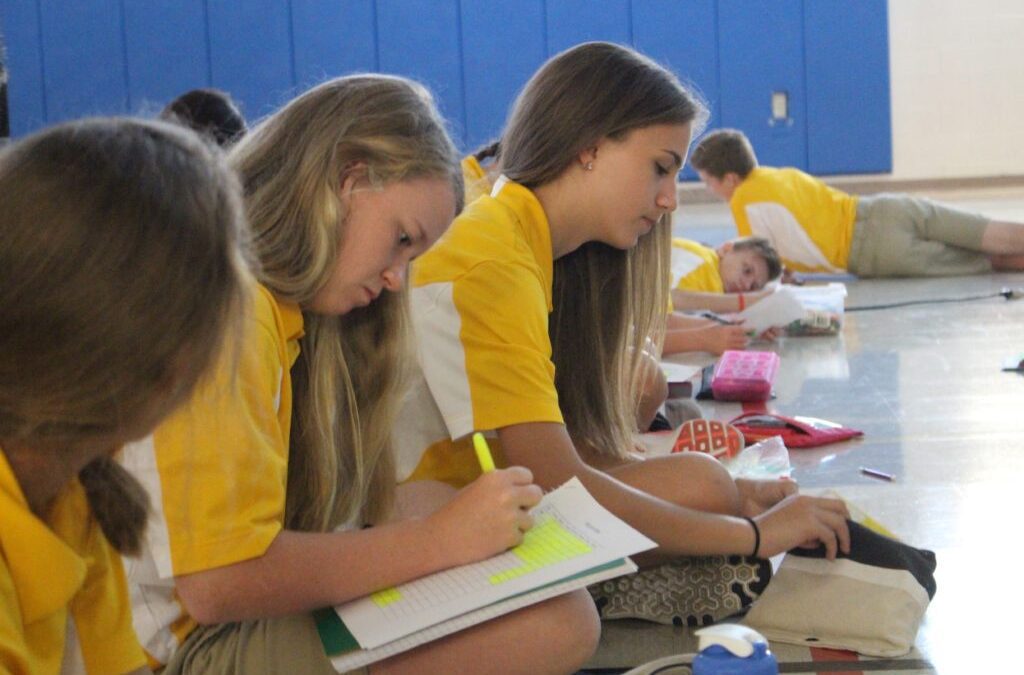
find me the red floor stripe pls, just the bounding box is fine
[741,400,769,414]
[809,646,862,675]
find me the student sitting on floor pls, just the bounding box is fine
[691,128,1024,277]
[396,42,850,627]
[123,75,598,675]
[0,118,249,674]
[664,236,782,354]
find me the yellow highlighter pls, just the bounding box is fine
[472,432,496,473]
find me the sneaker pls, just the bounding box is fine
[663,398,704,428]
[672,419,745,459]
[589,555,772,627]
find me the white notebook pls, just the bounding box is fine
[736,286,807,333]
[316,477,656,670]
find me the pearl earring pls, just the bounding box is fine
[585,161,594,171]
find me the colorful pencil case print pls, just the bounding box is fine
[710,350,779,402]
[729,412,863,449]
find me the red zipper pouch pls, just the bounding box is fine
[729,412,863,449]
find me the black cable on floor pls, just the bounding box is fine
[846,288,1013,312]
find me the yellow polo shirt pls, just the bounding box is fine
[730,167,858,273]
[394,177,563,487]
[462,155,492,206]
[1,450,146,674]
[120,283,303,666]
[670,238,723,294]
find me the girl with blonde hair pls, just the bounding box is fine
[123,74,598,675]
[0,117,250,673]
[397,42,853,624]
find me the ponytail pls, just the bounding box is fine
[473,140,501,164]
[78,456,150,556]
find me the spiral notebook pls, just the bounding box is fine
[316,477,656,670]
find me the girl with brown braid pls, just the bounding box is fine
[0,117,250,674]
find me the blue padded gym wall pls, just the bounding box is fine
[718,0,807,170]
[461,0,546,152]
[631,0,718,180]
[805,0,892,173]
[123,1,209,116]
[0,0,891,175]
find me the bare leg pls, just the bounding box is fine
[605,453,740,566]
[605,453,740,515]
[980,220,1024,255]
[989,253,1024,271]
[373,589,599,675]
[382,483,600,675]
[635,352,668,431]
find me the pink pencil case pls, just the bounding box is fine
[711,350,779,402]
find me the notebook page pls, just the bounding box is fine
[330,558,636,671]
[336,477,655,649]
[737,286,806,333]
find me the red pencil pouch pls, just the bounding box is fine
[729,412,863,449]
[711,350,779,402]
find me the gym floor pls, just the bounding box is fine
[588,187,1024,673]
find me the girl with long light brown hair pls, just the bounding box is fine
[123,74,598,675]
[397,42,852,625]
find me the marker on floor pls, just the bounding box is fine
[860,466,895,482]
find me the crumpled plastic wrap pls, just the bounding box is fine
[724,435,791,479]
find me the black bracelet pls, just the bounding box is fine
[743,516,761,558]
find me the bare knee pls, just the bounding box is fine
[538,590,601,671]
[635,357,669,431]
[664,452,741,515]
[608,452,741,515]
[373,590,599,675]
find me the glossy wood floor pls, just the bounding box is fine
[589,189,1024,674]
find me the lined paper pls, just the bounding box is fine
[330,558,637,671]
[335,477,655,649]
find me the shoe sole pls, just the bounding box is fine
[589,555,772,627]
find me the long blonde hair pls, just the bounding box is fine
[230,75,461,530]
[501,42,705,458]
[0,118,251,553]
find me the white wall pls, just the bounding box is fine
[888,0,1024,180]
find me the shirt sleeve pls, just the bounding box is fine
[456,260,563,432]
[731,195,753,237]
[148,316,288,577]
[417,259,563,440]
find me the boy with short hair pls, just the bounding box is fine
[691,129,1024,277]
[664,236,782,354]
[671,235,781,300]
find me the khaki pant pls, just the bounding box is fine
[848,193,992,277]
[162,613,368,675]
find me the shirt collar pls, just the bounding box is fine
[276,297,305,344]
[0,450,86,624]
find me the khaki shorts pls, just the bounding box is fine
[162,613,368,675]
[847,194,992,277]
